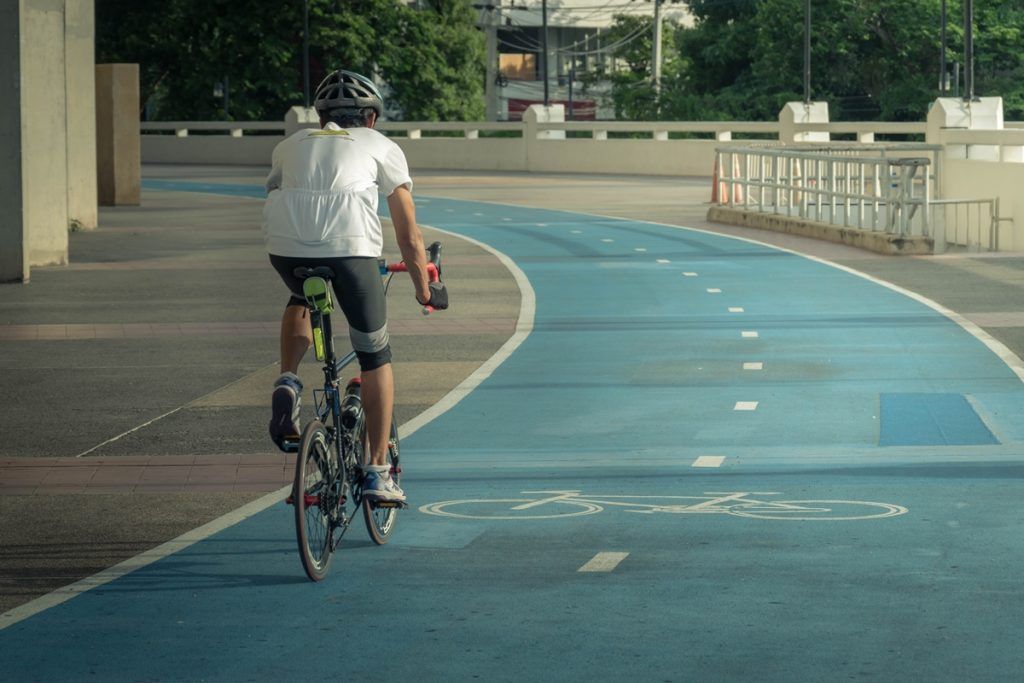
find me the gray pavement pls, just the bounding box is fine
[0,180,519,612]
[2,165,1022,621]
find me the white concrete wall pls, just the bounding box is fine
[22,0,69,268]
[142,135,281,167]
[943,159,1024,251]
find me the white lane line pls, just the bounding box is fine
[578,552,629,573]
[692,455,726,468]
[729,307,745,313]
[656,259,671,264]
[0,487,289,629]
[571,230,583,234]
[501,217,512,221]
[743,362,764,371]
[635,247,647,252]
[734,401,759,411]
[474,212,484,216]
[682,272,698,277]
[741,331,759,338]
[3,221,538,631]
[445,208,455,212]
[706,288,722,294]
[536,223,548,227]
[601,238,614,243]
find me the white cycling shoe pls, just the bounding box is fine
[362,469,406,503]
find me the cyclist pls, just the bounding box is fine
[262,69,448,502]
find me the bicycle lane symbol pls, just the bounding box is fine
[418,491,909,521]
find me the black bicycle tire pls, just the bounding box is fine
[294,419,334,581]
[362,416,401,544]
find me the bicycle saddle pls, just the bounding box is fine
[293,266,336,280]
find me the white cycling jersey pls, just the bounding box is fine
[262,122,413,258]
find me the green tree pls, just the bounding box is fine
[96,0,485,121]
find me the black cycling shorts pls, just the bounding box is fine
[269,254,392,371]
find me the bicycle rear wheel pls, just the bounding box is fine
[362,417,402,545]
[294,420,336,581]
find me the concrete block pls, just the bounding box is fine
[779,101,830,143]
[284,106,319,137]
[926,97,1004,144]
[95,63,140,205]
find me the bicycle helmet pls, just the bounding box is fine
[313,69,384,118]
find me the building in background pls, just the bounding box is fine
[478,0,693,120]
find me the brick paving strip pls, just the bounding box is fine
[0,455,296,495]
[0,317,515,341]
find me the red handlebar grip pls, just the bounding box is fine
[386,262,439,282]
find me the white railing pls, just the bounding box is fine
[713,144,1005,251]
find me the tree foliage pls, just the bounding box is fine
[605,0,1024,121]
[96,0,484,121]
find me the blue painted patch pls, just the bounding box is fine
[879,393,999,446]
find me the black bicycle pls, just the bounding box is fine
[285,242,443,581]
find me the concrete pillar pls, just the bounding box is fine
[0,2,28,282]
[284,106,319,137]
[779,101,830,143]
[927,96,1003,161]
[65,0,97,229]
[524,103,564,173]
[95,63,141,205]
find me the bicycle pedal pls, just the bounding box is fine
[373,500,407,509]
[280,438,300,453]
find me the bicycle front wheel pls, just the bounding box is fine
[294,420,337,581]
[363,417,401,545]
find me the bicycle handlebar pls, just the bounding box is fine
[381,241,444,315]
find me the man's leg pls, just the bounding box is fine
[360,363,394,466]
[280,304,312,373]
[269,303,311,448]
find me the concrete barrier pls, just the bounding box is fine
[708,206,934,255]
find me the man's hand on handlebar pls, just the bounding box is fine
[416,281,449,310]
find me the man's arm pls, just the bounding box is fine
[386,186,431,304]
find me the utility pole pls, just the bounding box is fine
[803,0,811,104]
[303,0,310,107]
[652,0,662,96]
[541,0,549,106]
[485,3,499,120]
[964,0,977,101]
[940,0,948,94]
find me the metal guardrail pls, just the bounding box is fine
[714,144,1003,252]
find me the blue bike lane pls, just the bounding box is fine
[4,181,1024,680]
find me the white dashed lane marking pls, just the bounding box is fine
[707,288,722,294]
[601,239,614,243]
[635,248,647,252]
[571,230,583,234]
[656,259,671,264]
[692,456,726,468]
[578,552,630,573]
[743,362,764,371]
[729,307,745,313]
[734,401,759,411]
[741,331,759,338]
[682,272,698,277]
